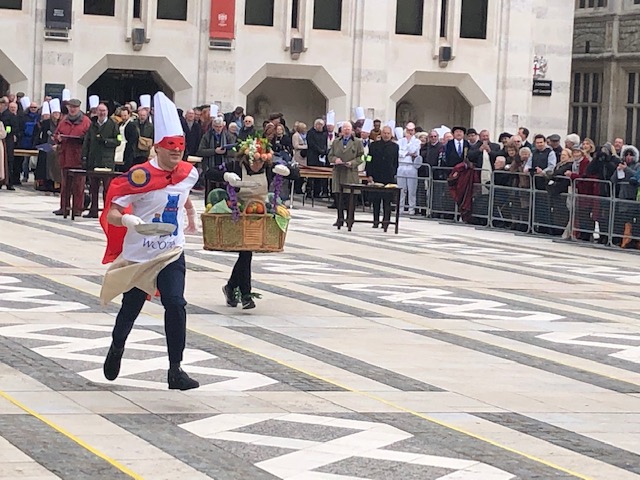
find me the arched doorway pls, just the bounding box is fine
[395,86,472,131]
[87,68,173,111]
[246,78,327,128]
[0,75,9,96]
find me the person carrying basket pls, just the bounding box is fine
[204,136,290,309]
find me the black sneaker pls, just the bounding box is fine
[168,368,199,391]
[222,285,238,307]
[241,295,256,310]
[103,345,124,381]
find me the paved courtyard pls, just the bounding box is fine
[1,187,640,480]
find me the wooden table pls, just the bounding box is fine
[295,166,367,207]
[337,183,402,234]
[64,168,121,220]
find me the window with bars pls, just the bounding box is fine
[577,0,607,7]
[396,0,424,35]
[0,0,21,9]
[625,72,640,146]
[157,0,187,20]
[313,0,342,31]
[570,72,601,144]
[245,0,274,26]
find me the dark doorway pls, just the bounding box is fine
[0,75,9,96]
[87,69,173,112]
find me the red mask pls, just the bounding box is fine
[157,135,185,152]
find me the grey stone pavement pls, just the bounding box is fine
[1,186,640,479]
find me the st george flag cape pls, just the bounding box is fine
[100,160,193,264]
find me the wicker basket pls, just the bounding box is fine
[201,203,287,253]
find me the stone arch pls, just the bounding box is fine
[77,54,192,108]
[390,71,491,129]
[239,63,346,118]
[0,50,28,94]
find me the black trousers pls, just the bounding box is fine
[228,251,252,295]
[8,154,20,186]
[370,191,392,225]
[111,254,187,365]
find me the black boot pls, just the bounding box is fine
[168,367,199,390]
[103,344,124,381]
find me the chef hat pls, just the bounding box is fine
[361,118,373,134]
[355,106,365,120]
[139,94,151,109]
[41,102,50,116]
[394,127,404,140]
[62,89,71,101]
[153,91,183,145]
[89,95,100,109]
[210,104,219,117]
[386,120,396,131]
[49,98,61,113]
[326,110,335,126]
[20,96,30,110]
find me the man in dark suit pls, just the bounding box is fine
[467,128,481,150]
[445,126,470,167]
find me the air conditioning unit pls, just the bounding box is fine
[132,28,145,51]
[209,39,233,50]
[438,46,452,67]
[44,29,70,41]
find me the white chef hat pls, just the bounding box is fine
[41,102,50,116]
[394,127,404,140]
[89,95,100,109]
[49,98,61,113]
[386,120,396,131]
[153,91,184,145]
[139,94,151,109]
[361,118,373,134]
[62,89,71,101]
[326,110,335,126]
[210,104,219,117]
[20,96,30,110]
[355,106,365,120]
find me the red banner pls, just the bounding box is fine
[210,0,235,39]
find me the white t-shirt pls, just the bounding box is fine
[113,159,198,263]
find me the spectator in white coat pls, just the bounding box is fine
[396,122,422,214]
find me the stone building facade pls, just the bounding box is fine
[572,0,640,145]
[0,0,574,137]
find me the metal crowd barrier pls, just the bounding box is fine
[610,182,640,247]
[430,167,458,219]
[489,171,532,232]
[571,178,614,244]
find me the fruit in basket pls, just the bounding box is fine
[246,201,265,214]
[276,205,290,218]
[206,203,213,213]
[212,200,232,214]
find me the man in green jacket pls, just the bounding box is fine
[82,103,121,218]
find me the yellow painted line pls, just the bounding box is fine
[0,390,145,480]
[189,326,596,480]
[0,256,618,480]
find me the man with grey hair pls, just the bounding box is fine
[197,116,235,180]
[132,106,154,167]
[329,121,364,226]
[565,133,580,150]
[238,115,255,141]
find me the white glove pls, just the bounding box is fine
[273,164,290,177]
[121,214,144,229]
[224,172,241,186]
[185,207,198,234]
